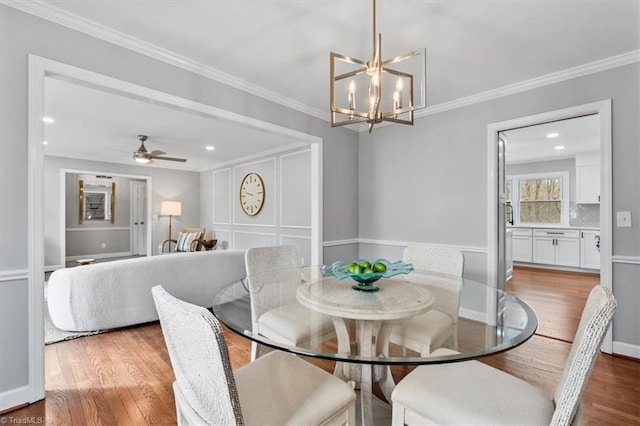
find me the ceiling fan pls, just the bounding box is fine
[133,135,187,164]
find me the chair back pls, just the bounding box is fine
[151,286,244,425]
[403,246,464,322]
[403,246,464,277]
[245,245,300,331]
[551,285,616,425]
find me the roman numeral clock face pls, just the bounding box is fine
[239,172,265,216]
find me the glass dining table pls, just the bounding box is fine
[211,267,537,426]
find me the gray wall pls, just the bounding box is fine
[358,63,640,346]
[43,155,201,268]
[0,5,358,399]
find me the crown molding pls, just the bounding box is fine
[356,49,640,132]
[3,1,638,131]
[1,0,329,122]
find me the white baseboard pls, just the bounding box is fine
[459,308,487,323]
[44,264,63,272]
[0,385,29,413]
[65,251,132,262]
[613,341,640,359]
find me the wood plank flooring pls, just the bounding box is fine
[507,265,600,342]
[5,266,638,425]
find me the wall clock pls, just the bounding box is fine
[239,172,265,216]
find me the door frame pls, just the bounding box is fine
[486,100,613,353]
[60,170,153,267]
[27,54,324,404]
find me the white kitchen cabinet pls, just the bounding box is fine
[532,229,580,267]
[576,165,600,204]
[580,230,601,270]
[512,228,533,263]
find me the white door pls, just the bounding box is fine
[130,181,147,255]
[496,132,508,291]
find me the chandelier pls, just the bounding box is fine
[330,0,426,132]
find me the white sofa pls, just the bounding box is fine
[48,250,246,332]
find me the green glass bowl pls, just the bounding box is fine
[321,259,414,288]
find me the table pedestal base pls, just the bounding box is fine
[331,318,398,425]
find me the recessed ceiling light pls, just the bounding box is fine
[42,116,55,123]
[42,141,48,145]
[554,145,565,150]
[205,146,215,151]
[546,132,559,138]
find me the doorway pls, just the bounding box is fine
[28,55,325,404]
[487,100,612,352]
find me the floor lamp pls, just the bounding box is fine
[160,201,182,251]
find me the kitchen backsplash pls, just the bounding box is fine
[570,203,600,228]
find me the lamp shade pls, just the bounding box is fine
[160,201,182,216]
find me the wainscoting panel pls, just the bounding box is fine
[212,229,232,250]
[280,234,311,266]
[212,168,231,225]
[233,231,276,250]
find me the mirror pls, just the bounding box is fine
[79,179,115,224]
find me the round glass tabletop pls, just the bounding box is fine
[211,267,537,365]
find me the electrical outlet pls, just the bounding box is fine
[616,211,632,228]
[300,257,305,266]
[101,242,106,249]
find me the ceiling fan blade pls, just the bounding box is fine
[149,150,166,156]
[152,155,187,163]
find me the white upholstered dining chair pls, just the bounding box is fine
[391,285,616,426]
[245,245,335,361]
[152,285,356,426]
[389,246,464,355]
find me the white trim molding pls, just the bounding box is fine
[0,385,31,413]
[1,0,328,123]
[323,238,360,247]
[612,255,640,265]
[487,100,613,354]
[359,238,488,254]
[4,0,638,133]
[0,269,29,282]
[612,342,640,360]
[66,227,130,232]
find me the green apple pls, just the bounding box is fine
[359,260,372,270]
[373,261,387,273]
[347,263,362,274]
[363,267,374,274]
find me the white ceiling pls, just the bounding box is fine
[504,115,600,164]
[44,77,307,171]
[25,0,639,169]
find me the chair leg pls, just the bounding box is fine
[250,341,261,361]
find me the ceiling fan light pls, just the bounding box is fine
[134,156,151,164]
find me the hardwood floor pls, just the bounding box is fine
[507,265,600,342]
[5,267,638,425]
